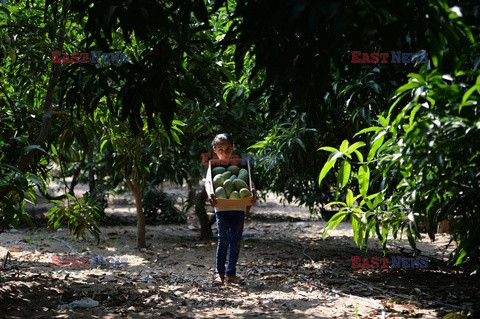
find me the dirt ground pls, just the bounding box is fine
[1,183,479,319]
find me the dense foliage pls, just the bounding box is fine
[318,4,480,266]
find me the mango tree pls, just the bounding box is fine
[318,3,480,266]
[98,115,184,248]
[0,0,73,229]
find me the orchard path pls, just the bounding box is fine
[0,184,478,318]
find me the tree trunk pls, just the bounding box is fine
[134,189,146,248]
[67,151,86,196]
[88,145,95,193]
[124,172,147,249]
[437,219,450,234]
[194,188,215,239]
[187,177,197,207]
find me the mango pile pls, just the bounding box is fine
[212,165,251,199]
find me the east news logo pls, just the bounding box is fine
[201,152,279,166]
[51,51,130,64]
[351,256,428,269]
[51,255,128,269]
[350,51,429,64]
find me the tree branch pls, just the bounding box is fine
[0,81,17,113]
[18,0,68,173]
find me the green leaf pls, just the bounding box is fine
[346,142,365,155]
[454,250,468,265]
[294,137,306,152]
[18,210,33,227]
[367,131,386,161]
[387,91,409,120]
[407,72,425,85]
[337,160,351,189]
[322,211,349,238]
[170,130,181,144]
[339,140,349,153]
[355,126,382,136]
[172,119,186,127]
[23,144,46,154]
[26,174,45,194]
[358,165,370,198]
[248,141,266,149]
[377,116,388,127]
[351,215,360,245]
[325,201,347,208]
[100,139,110,153]
[408,104,423,127]
[346,189,354,207]
[353,150,364,162]
[318,157,337,185]
[331,150,345,161]
[8,46,16,63]
[363,198,374,210]
[443,312,466,319]
[460,84,479,110]
[318,146,338,153]
[0,6,11,16]
[395,81,421,96]
[406,227,417,252]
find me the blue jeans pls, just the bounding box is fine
[215,211,245,276]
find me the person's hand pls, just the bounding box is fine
[208,194,218,207]
[250,188,257,205]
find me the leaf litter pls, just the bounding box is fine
[0,190,478,318]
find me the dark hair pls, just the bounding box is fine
[211,133,233,148]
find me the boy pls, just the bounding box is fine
[208,133,256,284]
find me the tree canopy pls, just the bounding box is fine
[1,0,479,265]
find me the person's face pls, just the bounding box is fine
[212,142,234,160]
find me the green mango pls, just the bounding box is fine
[229,174,237,181]
[223,179,234,197]
[238,168,249,183]
[233,178,248,191]
[213,174,224,189]
[212,166,226,176]
[227,165,240,176]
[221,171,232,180]
[215,186,227,199]
[229,191,240,199]
[239,188,251,198]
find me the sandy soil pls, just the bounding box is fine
[0,184,478,319]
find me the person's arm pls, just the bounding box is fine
[245,182,256,218]
[205,159,218,207]
[250,181,257,206]
[209,193,218,207]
